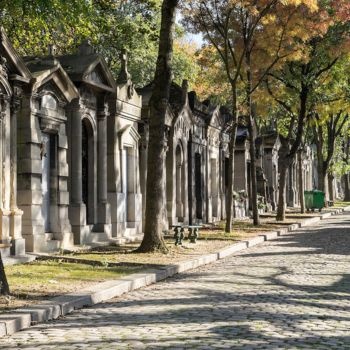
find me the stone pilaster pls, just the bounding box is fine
[68,100,87,244]
[9,86,25,255]
[96,105,111,232]
[139,126,148,232]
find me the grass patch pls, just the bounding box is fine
[1,260,143,312]
[334,201,350,208]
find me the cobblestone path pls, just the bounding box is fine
[3,213,350,349]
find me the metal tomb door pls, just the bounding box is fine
[41,133,51,232]
[82,121,89,223]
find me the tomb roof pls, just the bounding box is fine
[0,27,32,84]
[56,41,116,93]
[22,56,79,102]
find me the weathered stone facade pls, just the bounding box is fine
[18,56,79,252]
[0,28,30,257]
[108,52,143,240]
[262,132,280,210]
[0,29,319,257]
[58,41,116,246]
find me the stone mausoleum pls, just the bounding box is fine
[0,28,318,259]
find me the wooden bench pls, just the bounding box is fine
[170,225,202,245]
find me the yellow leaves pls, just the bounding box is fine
[280,0,318,12]
[261,14,277,25]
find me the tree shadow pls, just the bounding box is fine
[3,213,350,349]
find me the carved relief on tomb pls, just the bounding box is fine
[173,112,191,140]
[41,94,58,110]
[209,109,223,130]
[37,82,66,110]
[86,69,104,85]
[0,96,9,122]
[11,84,22,114]
[0,55,9,80]
[0,56,12,100]
[207,126,221,147]
[80,86,97,111]
[35,85,67,132]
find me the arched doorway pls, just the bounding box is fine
[211,158,218,218]
[195,152,202,220]
[82,118,95,224]
[175,144,184,221]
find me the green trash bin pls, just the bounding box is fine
[304,191,313,211]
[304,190,325,212]
[312,190,325,211]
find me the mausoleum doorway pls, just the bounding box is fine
[41,133,54,232]
[195,152,202,220]
[82,118,96,225]
[175,144,184,222]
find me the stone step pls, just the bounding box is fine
[0,244,11,258]
[45,239,61,253]
[3,254,36,266]
[85,231,111,244]
[109,237,127,246]
[44,233,54,241]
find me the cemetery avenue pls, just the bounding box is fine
[3,212,350,349]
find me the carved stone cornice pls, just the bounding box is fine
[0,56,8,79]
[0,94,10,122]
[10,84,23,114]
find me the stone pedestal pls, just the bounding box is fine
[10,209,25,255]
[10,238,25,256]
[69,203,88,244]
[96,202,111,235]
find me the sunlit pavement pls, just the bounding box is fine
[3,212,350,349]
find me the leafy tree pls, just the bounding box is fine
[266,2,350,220]
[310,56,350,200]
[340,134,350,201]
[0,0,196,87]
[182,0,318,230]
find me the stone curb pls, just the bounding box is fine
[1,206,349,338]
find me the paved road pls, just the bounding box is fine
[3,213,350,349]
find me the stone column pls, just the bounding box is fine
[10,96,18,211]
[97,105,111,231]
[68,100,87,244]
[71,108,83,204]
[9,89,25,255]
[139,127,148,232]
[0,99,5,242]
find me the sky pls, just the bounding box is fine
[177,12,203,47]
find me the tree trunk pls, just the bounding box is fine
[248,118,259,225]
[276,84,308,221]
[317,164,324,190]
[225,82,238,233]
[328,173,335,202]
[0,251,10,295]
[137,0,178,253]
[276,161,288,221]
[317,165,327,198]
[245,49,259,226]
[298,151,305,213]
[344,173,350,201]
[225,84,238,233]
